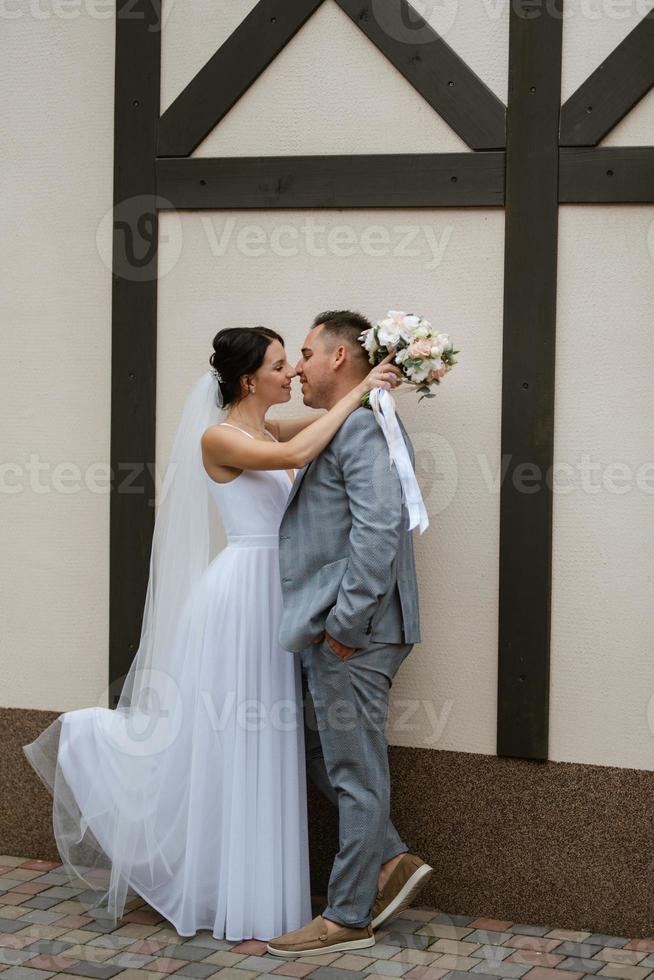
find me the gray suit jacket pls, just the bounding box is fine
[278,404,421,653]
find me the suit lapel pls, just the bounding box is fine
[284,457,314,510]
[283,412,413,519]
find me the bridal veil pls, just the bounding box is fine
[23,370,227,925]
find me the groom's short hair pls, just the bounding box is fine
[312,310,372,367]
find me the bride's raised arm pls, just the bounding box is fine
[201,353,400,473]
[264,416,316,443]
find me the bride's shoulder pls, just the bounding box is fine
[201,422,232,450]
[202,422,223,441]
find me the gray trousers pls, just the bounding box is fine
[299,635,413,928]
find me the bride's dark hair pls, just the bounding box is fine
[210,326,284,406]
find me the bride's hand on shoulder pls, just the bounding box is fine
[357,350,403,396]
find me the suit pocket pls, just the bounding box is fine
[312,556,350,610]
[319,634,349,662]
[316,556,349,590]
[318,556,349,573]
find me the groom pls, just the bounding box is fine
[268,311,433,956]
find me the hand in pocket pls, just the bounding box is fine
[321,631,356,661]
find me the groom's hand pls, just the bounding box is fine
[320,630,356,660]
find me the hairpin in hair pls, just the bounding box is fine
[211,367,223,383]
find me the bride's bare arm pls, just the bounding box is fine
[201,353,400,473]
[265,416,317,442]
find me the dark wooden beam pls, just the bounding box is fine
[110,0,161,700]
[497,0,563,760]
[559,146,654,203]
[560,10,654,146]
[335,0,506,150]
[158,0,325,157]
[112,0,654,767]
[156,152,506,209]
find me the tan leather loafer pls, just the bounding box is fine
[267,913,375,956]
[370,852,434,929]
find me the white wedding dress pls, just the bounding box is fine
[23,420,312,941]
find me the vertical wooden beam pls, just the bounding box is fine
[497,0,563,759]
[109,0,161,702]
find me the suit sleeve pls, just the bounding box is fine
[324,411,405,650]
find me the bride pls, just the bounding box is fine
[23,324,400,942]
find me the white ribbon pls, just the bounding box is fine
[368,388,429,533]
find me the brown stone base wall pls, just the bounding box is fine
[3,707,652,936]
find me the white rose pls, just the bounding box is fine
[377,321,402,348]
[397,315,419,342]
[436,332,453,352]
[414,324,430,339]
[395,347,410,364]
[408,362,430,383]
[360,329,378,354]
[430,344,443,358]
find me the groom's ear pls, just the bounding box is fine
[332,344,349,369]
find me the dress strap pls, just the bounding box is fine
[216,421,294,482]
[218,422,277,442]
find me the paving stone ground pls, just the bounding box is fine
[1,856,652,980]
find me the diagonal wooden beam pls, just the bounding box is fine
[158,0,326,157]
[155,152,506,209]
[334,0,506,149]
[559,146,654,202]
[560,10,654,146]
[497,0,563,760]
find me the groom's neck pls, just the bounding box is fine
[323,376,366,411]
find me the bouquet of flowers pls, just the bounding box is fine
[359,309,459,406]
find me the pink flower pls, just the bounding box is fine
[407,339,433,359]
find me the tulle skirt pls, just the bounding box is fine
[23,534,312,940]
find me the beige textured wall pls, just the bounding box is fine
[156,204,505,758]
[2,0,653,770]
[549,2,654,771]
[1,7,115,712]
